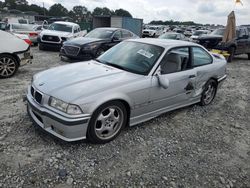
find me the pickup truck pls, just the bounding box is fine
[38,21,86,50]
[0,30,32,78]
[197,27,250,62]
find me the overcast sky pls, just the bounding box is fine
[26,0,250,25]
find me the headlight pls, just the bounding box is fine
[49,97,83,115]
[82,44,98,51]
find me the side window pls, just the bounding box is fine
[160,47,190,74]
[73,27,78,33]
[122,30,132,38]
[192,47,212,67]
[113,30,122,39]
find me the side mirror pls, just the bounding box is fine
[156,71,169,89]
[112,36,120,41]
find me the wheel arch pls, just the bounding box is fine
[0,53,20,66]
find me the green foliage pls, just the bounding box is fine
[92,7,113,16]
[149,20,201,26]
[114,9,132,17]
[48,3,68,17]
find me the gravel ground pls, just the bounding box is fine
[0,47,250,188]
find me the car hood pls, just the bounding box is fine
[40,30,72,37]
[33,60,140,103]
[64,37,106,46]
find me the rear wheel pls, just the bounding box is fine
[0,54,19,79]
[200,79,217,106]
[227,47,235,62]
[87,101,127,144]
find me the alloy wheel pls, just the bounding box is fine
[0,56,17,78]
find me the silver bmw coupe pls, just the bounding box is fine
[27,38,227,143]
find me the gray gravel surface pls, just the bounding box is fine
[0,47,250,188]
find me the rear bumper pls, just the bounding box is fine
[218,75,227,87]
[26,92,90,142]
[17,50,33,66]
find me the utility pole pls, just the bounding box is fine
[43,2,45,16]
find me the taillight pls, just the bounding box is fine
[24,39,32,46]
[29,33,38,37]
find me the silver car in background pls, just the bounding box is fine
[27,39,227,143]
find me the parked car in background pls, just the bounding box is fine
[142,26,163,38]
[60,27,138,60]
[0,30,32,78]
[38,21,86,51]
[197,27,250,62]
[158,32,190,41]
[6,23,39,45]
[27,38,227,143]
[0,22,7,31]
[190,30,211,42]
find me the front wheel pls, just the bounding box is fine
[87,101,128,144]
[200,80,217,106]
[0,54,19,78]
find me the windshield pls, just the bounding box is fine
[85,28,114,39]
[210,29,225,36]
[11,24,34,31]
[48,23,72,33]
[148,27,157,30]
[159,33,177,39]
[193,31,204,36]
[97,41,164,75]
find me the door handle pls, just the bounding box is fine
[189,75,196,78]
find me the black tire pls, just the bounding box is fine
[200,79,217,106]
[39,44,44,50]
[227,47,235,63]
[95,48,105,57]
[248,53,250,60]
[87,101,128,144]
[0,54,19,79]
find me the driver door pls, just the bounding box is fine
[148,47,197,112]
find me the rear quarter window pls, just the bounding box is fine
[192,47,212,67]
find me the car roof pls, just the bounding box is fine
[53,21,78,26]
[127,38,200,48]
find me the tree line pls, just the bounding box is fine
[0,0,133,22]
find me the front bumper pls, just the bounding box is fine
[26,90,90,142]
[17,50,33,66]
[60,48,94,61]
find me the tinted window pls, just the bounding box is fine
[160,47,190,74]
[122,30,132,38]
[85,28,114,39]
[192,47,212,66]
[113,30,122,39]
[98,41,164,75]
[48,23,72,33]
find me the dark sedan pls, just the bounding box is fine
[60,27,138,60]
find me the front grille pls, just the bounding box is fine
[42,35,60,42]
[31,86,43,104]
[64,46,80,56]
[143,31,149,34]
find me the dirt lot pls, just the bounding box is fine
[0,47,250,188]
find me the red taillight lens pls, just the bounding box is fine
[24,39,32,45]
[29,33,38,37]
